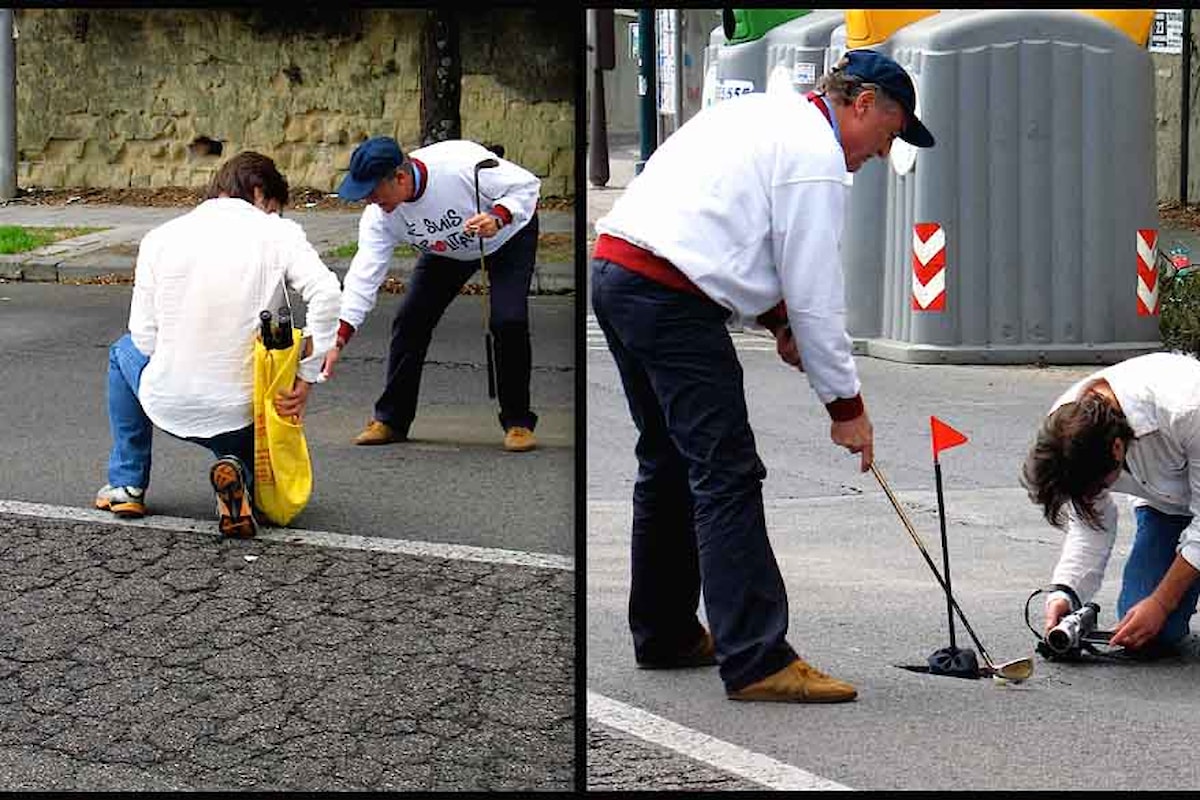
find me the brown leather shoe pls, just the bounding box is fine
[727,658,857,703]
[637,628,717,670]
[354,420,403,446]
[503,426,537,452]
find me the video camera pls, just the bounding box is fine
[1045,602,1100,656]
[1025,586,1116,660]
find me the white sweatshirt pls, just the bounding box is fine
[130,197,342,438]
[1046,353,1200,605]
[339,139,541,331]
[595,90,859,405]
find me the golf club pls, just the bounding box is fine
[870,462,1035,682]
[473,157,500,399]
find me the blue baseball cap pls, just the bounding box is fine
[338,136,405,201]
[837,49,935,148]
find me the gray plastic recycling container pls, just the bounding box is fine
[715,10,843,101]
[829,19,907,343]
[701,24,725,108]
[762,9,846,96]
[848,10,1160,363]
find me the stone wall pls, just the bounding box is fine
[13,8,576,197]
[459,10,576,198]
[1154,15,1198,205]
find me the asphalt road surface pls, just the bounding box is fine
[0,282,574,557]
[0,282,576,791]
[586,310,1200,791]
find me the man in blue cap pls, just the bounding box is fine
[324,136,542,452]
[591,49,934,703]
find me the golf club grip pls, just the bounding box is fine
[486,333,496,398]
[869,463,995,664]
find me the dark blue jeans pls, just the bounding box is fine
[591,257,798,691]
[374,214,539,435]
[1118,505,1200,645]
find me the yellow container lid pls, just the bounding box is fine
[1079,9,1156,46]
[844,10,938,48]
[844,10,1155,49]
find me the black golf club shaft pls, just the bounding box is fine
[485,333,496,397]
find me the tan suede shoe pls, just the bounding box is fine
[503,426,537,452]
[354,420,404,446]
[727,658,858,703]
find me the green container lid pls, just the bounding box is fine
[723,9,811,44]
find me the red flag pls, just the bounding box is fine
[931,416,968,461]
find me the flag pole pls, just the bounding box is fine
[929,416,968,655]
[934,453,956,652]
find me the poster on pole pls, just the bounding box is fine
[656,10,676,115]
[1149,9,1184,54]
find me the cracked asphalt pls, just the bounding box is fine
[0,514,574,791]
[586,724,762,791]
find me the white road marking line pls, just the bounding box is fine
[587,690,852,791]
[0,500,573,572]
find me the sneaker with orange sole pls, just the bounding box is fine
[95,484,146,518]
[209,457,258,539]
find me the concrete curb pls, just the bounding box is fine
[1,252,576,293]
[0,206,577,292]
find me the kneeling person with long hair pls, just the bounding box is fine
[1022,352,1200,655]
[96,151,342,537]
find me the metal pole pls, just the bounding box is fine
[673,10,683,130]
[636,7,656,175]
[0,10,16,200]
[588,10,610,187]
[655,11,665,145]
[1183,5,1192,205]
[934,460,957,652]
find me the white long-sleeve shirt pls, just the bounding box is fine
[131,197,342,438]
[339,139,541,331]
[1047,353,1200,604]
[594,90,858,405]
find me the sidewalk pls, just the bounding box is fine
[1159,222,1200,263]
[0,202,575,294]
[585,132,639,237]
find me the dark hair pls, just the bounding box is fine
[1020,390,1134,530]
[207,151,289,208]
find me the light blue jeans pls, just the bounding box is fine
[106,333,254,491]
[1117,505,1200,646]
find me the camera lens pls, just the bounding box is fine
[1046,626,1072,653]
